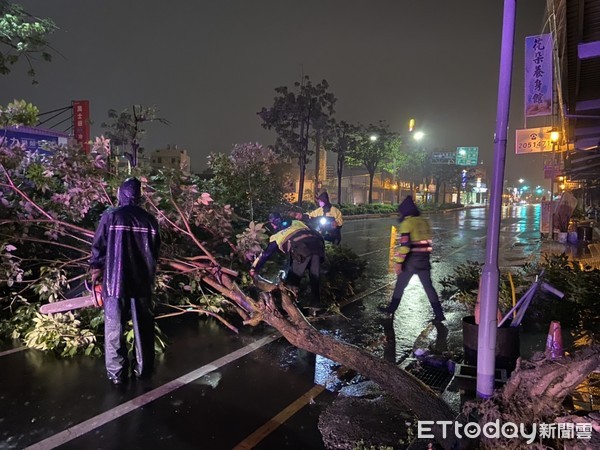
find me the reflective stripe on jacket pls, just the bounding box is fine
[90,205,161,298]
[393,215,433,264]
[252,220,324,271]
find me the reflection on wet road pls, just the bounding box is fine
[337,204,544,366]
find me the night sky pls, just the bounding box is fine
[2,1,550,188]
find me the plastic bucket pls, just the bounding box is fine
[462,315,520,371]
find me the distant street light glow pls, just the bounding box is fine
[413,131,424,141]
[370,135,378,142]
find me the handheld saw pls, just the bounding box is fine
[40,282,103,314]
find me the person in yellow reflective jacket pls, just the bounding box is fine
[292,192,343,244]
[250,212,325,303]
[379,195,445,321]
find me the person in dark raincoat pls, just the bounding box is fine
[90,178,161,385]
[379,195,445,321]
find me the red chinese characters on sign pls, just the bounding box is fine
[72,100,90,153]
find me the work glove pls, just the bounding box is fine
[90,267,102,285]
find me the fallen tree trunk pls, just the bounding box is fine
[199,275,462,449]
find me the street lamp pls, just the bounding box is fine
[369,134,378,142]
[413,131,425,142]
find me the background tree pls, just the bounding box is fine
[258,76,336,205]
[101,105,170,169]
[429,160,461,205]
[396,147,429,199]
[462,167,479,204]
[380,133,407,203]
[0,1,56,82]
[325,120,360,204]
[206,142,290,222]
[348,121,397,204]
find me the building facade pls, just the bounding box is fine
[150,145,191,175]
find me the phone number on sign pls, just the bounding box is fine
[517,140,551,150]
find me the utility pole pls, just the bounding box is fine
[477,0,515,399]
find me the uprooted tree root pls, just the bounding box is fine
[463,346,600,449]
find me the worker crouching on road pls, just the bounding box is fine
[250,213,325,304]
[379,195,445,322]
[90,178,161,385]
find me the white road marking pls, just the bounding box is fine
[0,346,26,357]
[24,334,280,450]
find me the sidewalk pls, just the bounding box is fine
[540,228,599,260]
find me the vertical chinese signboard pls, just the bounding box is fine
[525,34,553,117]
[540,200,553,236]
[72,100,90,153]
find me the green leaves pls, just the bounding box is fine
[30,267,68,302]
[235,221,268,263]
[0,2,56,81]
[319,245,368,308]
[207,142,287,221]
[0,99,39,127]
[439,260,522,313]
[23,311,100,358]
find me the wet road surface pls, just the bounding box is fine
[1,205,553,449]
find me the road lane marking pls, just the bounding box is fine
[232,384,326,450]
[0,346,26,357]
[340,280,395,308]
[24,333,280,450]
[357,247,391,257]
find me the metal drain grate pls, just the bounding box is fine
[404,360,454,392]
